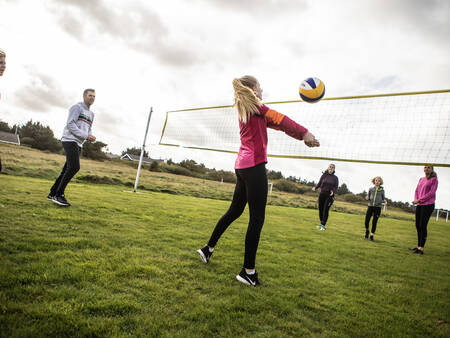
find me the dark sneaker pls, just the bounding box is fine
[236,268,260,286]
[52,195,70,207]
[365,230,369,239]
[370,235,374,241]
[413,249,424,255]
[47,194,54,201]
[408,247,418,251]
[196,245,213,264]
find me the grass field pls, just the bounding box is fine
[0,144,449,337]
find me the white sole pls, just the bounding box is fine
[196,249,208,263]
[236,275,254,286]
[52,199,69,207]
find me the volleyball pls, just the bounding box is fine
[299,77,325,103]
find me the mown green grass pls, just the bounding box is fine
[0,174,449,337]
[0,142,415,221]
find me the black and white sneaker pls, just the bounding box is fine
[52,195,70,207]
[197,245,213,264]
[47,194,55,201]
[236,268,260,286]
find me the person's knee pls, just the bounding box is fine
[67,162,80,175]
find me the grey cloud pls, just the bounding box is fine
[371,76,400,89]
[14,67,70,112]
[199,0,307,16]
[49,0,205,67]
[367,0,449,39]
[93,106,127,136]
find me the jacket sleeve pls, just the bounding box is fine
[414,179,420,201]
[262,106,308,140]
[66,105,89,140]
[315,174,324,190]
[418,178,438,203]
[381,189,386,201]
[333,176,339,194]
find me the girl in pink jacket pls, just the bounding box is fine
[410,166,438,255]
[197,75,320,286]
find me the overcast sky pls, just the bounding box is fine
[0,0,449,209]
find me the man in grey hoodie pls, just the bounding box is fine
[48,89,96,206]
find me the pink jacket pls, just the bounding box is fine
[414,176,438,205]
[235,104,308,169]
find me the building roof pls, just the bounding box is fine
[120,153,164,164]
[0,131,20,145]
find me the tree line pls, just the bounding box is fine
[0,119,414,213]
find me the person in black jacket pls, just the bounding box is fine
[312,164,339,230]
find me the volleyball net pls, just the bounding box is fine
[159,90,450,167]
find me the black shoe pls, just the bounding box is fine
[196,245,213,264]
[408,247,419,251]
[365,230,369,239]
[413,249,424,255]
[52,195,70,207]
[236,268,260,286]
[369,235,374,241]
[47,194,54,201]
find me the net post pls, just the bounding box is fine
[134,107,153,193]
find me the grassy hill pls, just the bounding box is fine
[0,143,414,220]
[0,143,448,337]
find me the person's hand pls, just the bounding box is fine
[88,134,96,142]
[365,196,369,200]
[330,191,334,196]
[412,200,419,205]
[384,200,387,205]
[312,187,316,191]
[303,132,320,147]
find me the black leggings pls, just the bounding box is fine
[50,142,81,196]
[415,204,434,248]
[318,193,334,226]
[207,163,267,269]
[365,206,381,233]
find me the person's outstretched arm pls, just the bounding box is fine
[260,105,319,147]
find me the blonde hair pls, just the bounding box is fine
[0,49,5,57]
[232,75,261,123]
[371,176,383,185]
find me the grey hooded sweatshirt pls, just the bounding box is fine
[61,102,94,147]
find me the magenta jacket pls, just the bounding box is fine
[235,104,308,169]
[414,176,438,205]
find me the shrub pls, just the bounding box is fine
[273,179,304,194]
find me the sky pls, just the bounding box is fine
[0,0,449,209]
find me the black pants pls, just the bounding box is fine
[318,193,334,226]
[415,204,434,248]
[50,142,81,197]
[365,206,381,233]
[207,163,267,269]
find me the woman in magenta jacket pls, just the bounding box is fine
[197,75,320,286]
[410,165,438,255]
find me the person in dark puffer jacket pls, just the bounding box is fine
[312,164,339,230]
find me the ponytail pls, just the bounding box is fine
[232,75,261,123]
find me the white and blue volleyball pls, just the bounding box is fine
[299,77,325,103]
